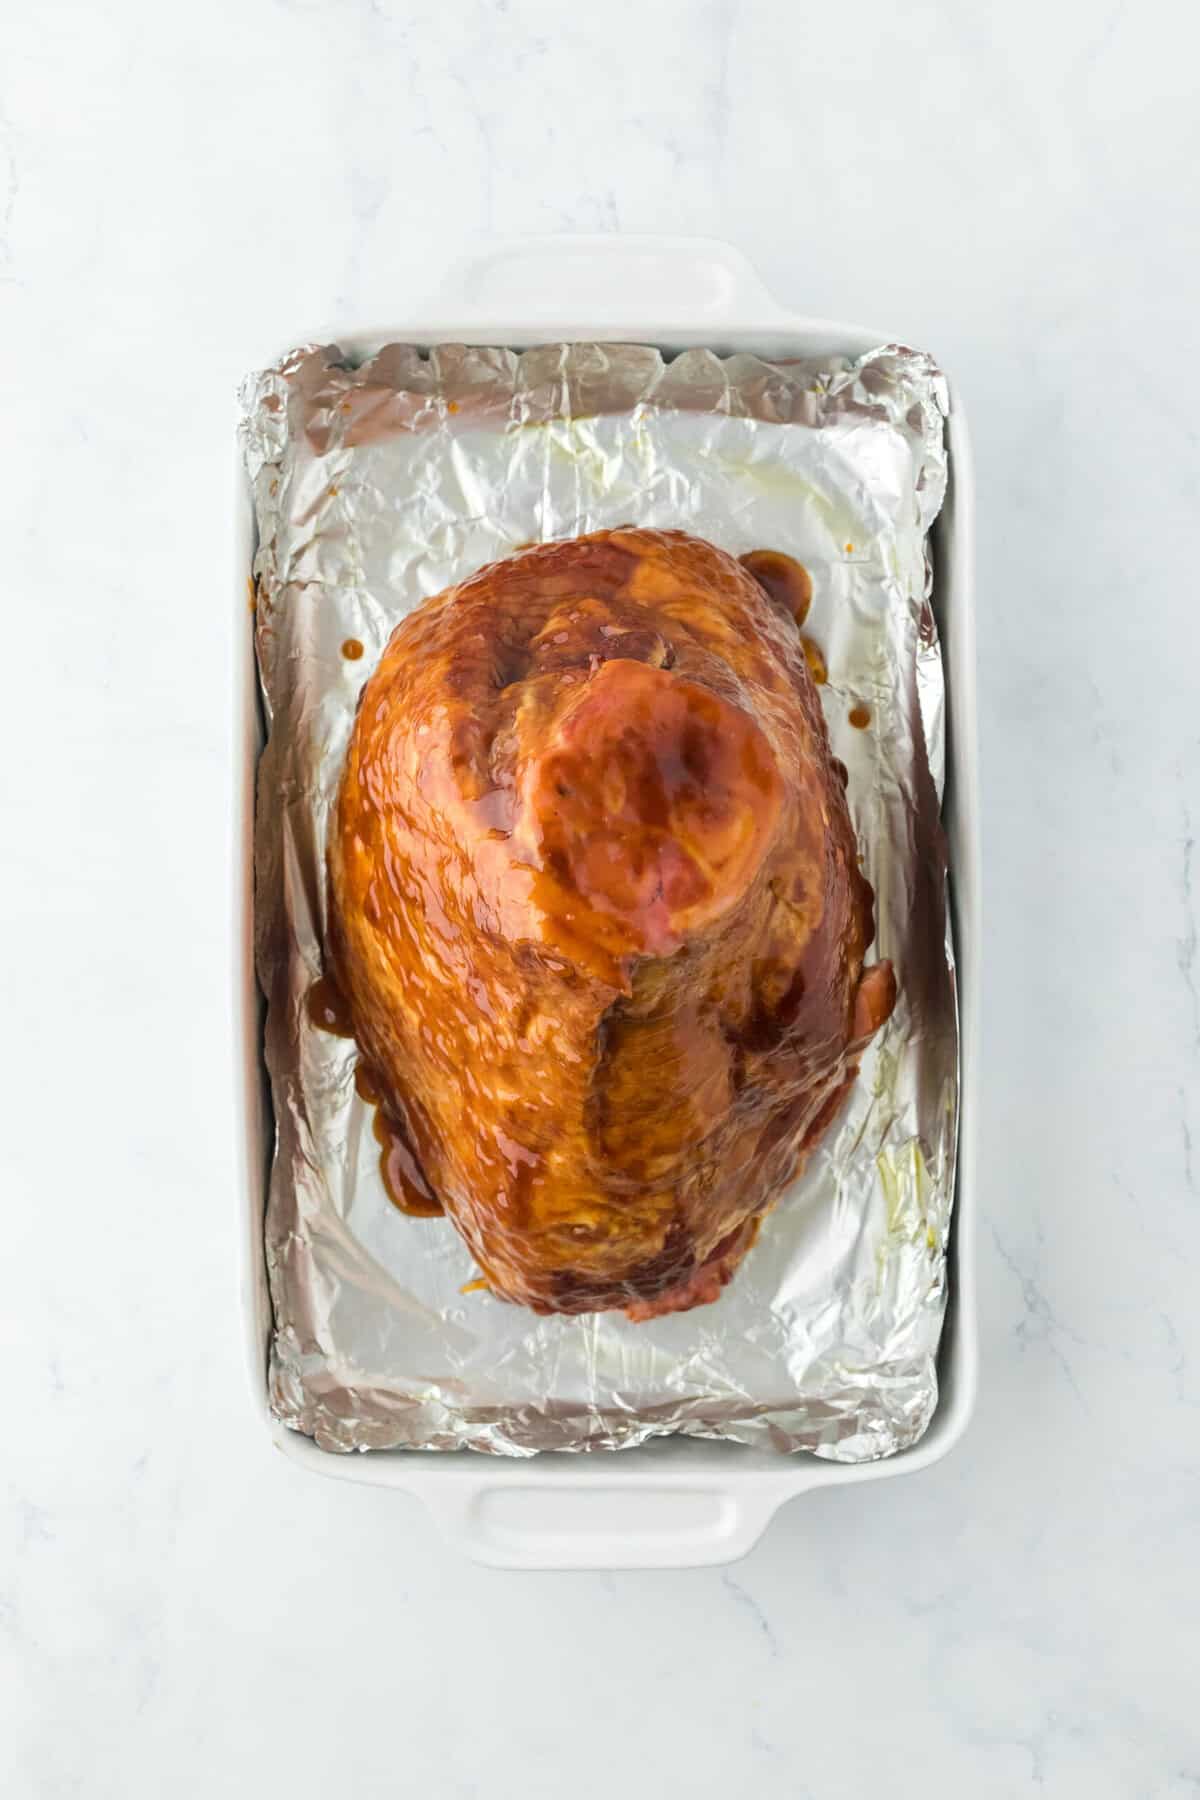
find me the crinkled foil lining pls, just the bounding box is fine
[239,341,955,1459]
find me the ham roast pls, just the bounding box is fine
[328,528,895,1318]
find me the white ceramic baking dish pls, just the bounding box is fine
[234,235,978,1569]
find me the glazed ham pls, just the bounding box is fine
[328,529,895,1317]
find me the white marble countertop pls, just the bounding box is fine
[3,0,1199,1794]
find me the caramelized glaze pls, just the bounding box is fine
[328,529,894,1317]
[800,636,827,685]
[739,549,813,627]
[374,1109,444,1216]
[308,981,441,1212]
[306,972,355,1037]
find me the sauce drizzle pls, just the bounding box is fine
[739,549,813,628]
[311,976,443,1215]
[373,1109,444,1216]
[800,637,827,685]
[306,973,356,1036]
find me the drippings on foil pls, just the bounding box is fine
[239,341,955,1459]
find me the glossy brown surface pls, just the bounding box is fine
[329,529,894,1317]
[306,972,355,1037]
[738,549,812,628]
[800,636,827,685]
[373,1109,444,1216]
[341,637,364,661]
[848,703,871,729]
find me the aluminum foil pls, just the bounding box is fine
[239,341,955,1460]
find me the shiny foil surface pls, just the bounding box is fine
[239,341,955,1459]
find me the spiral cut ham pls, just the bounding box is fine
[328,528,895,1318]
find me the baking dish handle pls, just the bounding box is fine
[420,233,789,331]
[424,1479,788,1570]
